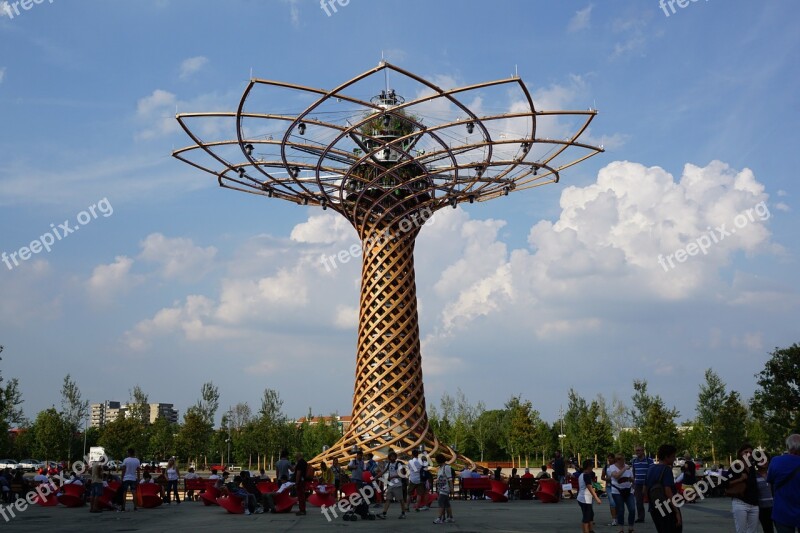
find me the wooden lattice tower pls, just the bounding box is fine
[173,62,603,466]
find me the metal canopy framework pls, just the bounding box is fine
[173,61,603,466]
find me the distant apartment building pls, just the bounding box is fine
[90,401,178,428]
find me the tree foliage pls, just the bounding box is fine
[751,343,800,447]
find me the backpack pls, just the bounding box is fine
[647,465,668,507]
[305,463,315,481]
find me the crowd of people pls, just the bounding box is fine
[2,434,798,531]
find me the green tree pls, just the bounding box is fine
[127,385,150,423]
[640,399,680,453]
[176,408,214,468]
[148,415,177,460]
[716,391,748,459]
[60,374,89,462]
[98,416,149,461]
[193,382,220,427]
[31,408,70,461]
[696,369,727,463]
[751,343,800,448]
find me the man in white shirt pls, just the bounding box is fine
[406,449,430,511]
[120,448,141,512]
[264,476,295,513]
[184,467,199,501]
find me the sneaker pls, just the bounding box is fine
[376,513,386,520]
[254,507,264,514]
[433,518,444,524]
[608,521,618,526]
[399,513,406,519]
[295,510,307,516]
[244,509,251,515]
[419,506,430,511]
[446,517,455,523]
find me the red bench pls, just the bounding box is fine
[199,485,221,506]
[460,477,491,499]
[217,494,245,514]
[486,480,509,502]
[185,478,216,501]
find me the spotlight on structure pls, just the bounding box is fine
[244,143,254,156]
[503,186,510,196]
[237,168,245,178]
[383,115,391,127]
[298,122,306,135]
[450,197,457,209]
[466,122,474,134]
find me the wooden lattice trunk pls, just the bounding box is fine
[313,222,458,465]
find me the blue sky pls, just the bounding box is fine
[0,0,797,427]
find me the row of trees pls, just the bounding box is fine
[1,343,798,467]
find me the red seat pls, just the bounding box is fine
[34,489,59,507]
[217,494,245,514]
[98,485,117,509]
[340,481,358,498]
[200,486,221,506]
[486,479,509,502]
[272,490,297,513]
[256,481,278,494]
[58,483,86,507]
[137,483,163,508]
[535,478,560,503]
[307,485,336,508]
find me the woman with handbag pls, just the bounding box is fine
[609,453,636,533]
[728,443,760,533]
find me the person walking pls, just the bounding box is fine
[609,453,636,533]
[632,445,653,523]
[767,434,800,533]
[119,448,141,512]
[577,459,603,533]
[728,443,760,533]
[432,453,454,524]
[164,458,180,504]
[407,449,429,511]
[645,444,681,533]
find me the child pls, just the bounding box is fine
[433,453,454,524]
[578,460,603,533]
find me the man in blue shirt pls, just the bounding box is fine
[646,444,681,533]
[767,434,800,533]
[632,445,654,523]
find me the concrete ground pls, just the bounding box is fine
[1,494,743,532]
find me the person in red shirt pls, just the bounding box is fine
[522,468,534,479]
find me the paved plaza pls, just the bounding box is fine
[2,495,742,532]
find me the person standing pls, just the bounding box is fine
[756,455,774,533]
[331,457,341,498]
[632,445,653,523]
[348,450,364,488]
[767,434,800,533]
[89,460,104,513]
[120,448,141,512]
[553,451,566,485]
[728,443,760,533]
[294,451,308,516]
[577,459,603,533]
[377,451,407,519]
[609,453,636,533]
[407,449,429,511]
[432,454,454,524]
[602,453,619,527]
[645,444,681,533]
[275,450,291,483]
[164,458,180,504]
